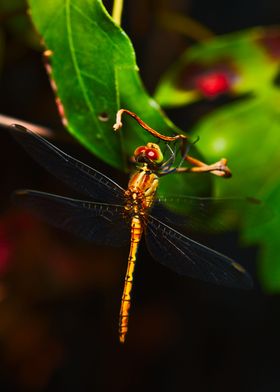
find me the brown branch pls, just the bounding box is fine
[0,114,55,138]
[113,109,187,143]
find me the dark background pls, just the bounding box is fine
[0,0,280,391]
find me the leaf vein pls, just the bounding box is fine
[65,0,113,154]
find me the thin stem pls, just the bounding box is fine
[113,109,231,178]
[159,11,214,42]
[113,109,187,143]
[112,0,124,26]
[0,114,54,138]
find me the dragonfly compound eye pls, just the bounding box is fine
[134,144,163,164]
[145,148,159,160]
[145,144,163,164]
[134,146,147,157]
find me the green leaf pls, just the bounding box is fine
[191,93,280,290]
[26,1,174,168]
[154,25,280,290]
[155,27,280,107]
[191,94,280,198]
[27,0,212,196]
[258,209,280,291]
[242,182,280,292]
[28,0,132,169]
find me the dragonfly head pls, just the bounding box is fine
[134,143,164,168]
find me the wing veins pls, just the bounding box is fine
[147,215,252,289]
[10,125,125,203]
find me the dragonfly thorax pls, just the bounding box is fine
[124,164,159,221]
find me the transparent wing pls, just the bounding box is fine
[13,190,130,247]
[152,194,263,233]
[10,124,125,203]
[145,215,253,289]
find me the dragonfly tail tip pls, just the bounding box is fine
[119,334,126,344]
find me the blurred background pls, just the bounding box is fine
[1,0,280,391]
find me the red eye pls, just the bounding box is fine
[134,146,147,156]
[145,148,159,160]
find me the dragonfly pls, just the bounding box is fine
[9,110,253,343]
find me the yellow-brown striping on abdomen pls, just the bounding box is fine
[119,165,159,343]
[119,216,143,343]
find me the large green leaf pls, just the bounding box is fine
[155,27,280,107]
[191,93,280,290]
[154,26,280,290]
[28,0,213,196]
[191,95,280,197]
[239,180,280,292]
[26,1,174,167]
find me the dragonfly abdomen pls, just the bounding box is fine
[119,216,143,343]
[119,165,159,342]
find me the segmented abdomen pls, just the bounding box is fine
[119,216,143,343]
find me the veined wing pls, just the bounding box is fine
[152,194,262,234]
[145,215,253,289]
[10,125,125,204]
[13,190,130,247]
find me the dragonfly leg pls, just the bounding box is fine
[175,155,232,178]
[113,109,231,178]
